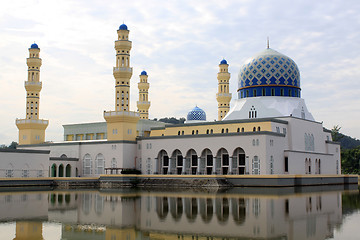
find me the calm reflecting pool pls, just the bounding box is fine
[0,186,359,239]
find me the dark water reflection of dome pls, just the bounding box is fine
[0,185,359,240]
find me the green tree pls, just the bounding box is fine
[341,146,360,174]
[331,125,343,142]
[8,141,18,149]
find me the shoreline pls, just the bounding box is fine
[0,174,358,190]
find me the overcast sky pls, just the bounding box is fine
[1,0,360,145]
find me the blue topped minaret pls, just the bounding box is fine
[216,59,231,120]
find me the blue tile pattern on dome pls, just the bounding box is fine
[187,106,206,121]
[30,43,39,49]
[238,48,300,90]
[119,24,128,30]
[140,70,147,75]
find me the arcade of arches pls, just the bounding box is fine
[156,147,246,175]
[50,163,76,177]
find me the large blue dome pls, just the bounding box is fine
[187,106,206,121]
[238,48,301,98]
[140,70,147,75]
[119,24,128,30]
[30,43,39,49]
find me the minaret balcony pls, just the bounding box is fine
[104,110,139,118]
[113,67,133,73]
[25,81,42,91]
[216,93,232,102]
[16,119,49,129]
[115,40,132,50]
[137,101,151,106]
[26,58,42,67]
[113,67,133,78]
[216,93,232,98]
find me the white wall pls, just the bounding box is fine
[0,149,49,178]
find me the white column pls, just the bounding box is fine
[154,158,158,174]
[182,157,186,175]
[169,157,173,174]
[212,156,216,174]
[197,157,201,175]
[229,157,233,174]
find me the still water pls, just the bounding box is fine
[0,186,359,240]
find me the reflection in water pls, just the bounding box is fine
[0,186,359,239]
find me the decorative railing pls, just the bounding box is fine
[25,81,42,87]
[16,119,48,125]
[216,93,232,97]
[137,101,150,105]
[113,67,132,73]
[103,110,139,117]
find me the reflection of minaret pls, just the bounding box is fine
[104,24,139,141]
[13,221,43,240]
[216,59,231,120]
[137,71,150,119]
[16,43,48,145]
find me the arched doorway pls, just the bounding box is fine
[59,164,64,177]
[171,149,183,175]
[201,148,213,175]
[233,148,246,175]
[65,164,71,177]
[216,148,229,174]
[157,150,169,174]
[186,149,198,175]
[51,164,57,177]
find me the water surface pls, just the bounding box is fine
[0,185,359,239]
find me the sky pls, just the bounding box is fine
[0,0,360,145]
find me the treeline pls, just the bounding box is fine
[0,141,18,149]
[153,117,186,125]
[331,126,360,174]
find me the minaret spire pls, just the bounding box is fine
[216,59,232,120]
[104,24,139,141]
[267,37,270,49]
[137,71,150,119]
[16,43,48,145]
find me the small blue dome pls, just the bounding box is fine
[220,59,227,65]
[140,70,147,75]
[187,106,206,121]
[30,43,39,49]
[119,24,128,30]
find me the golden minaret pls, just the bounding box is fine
[137,71,150,119]
[16,43,48,145]
[216,59,231,120]
[104,24,139,141]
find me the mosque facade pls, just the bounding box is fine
[12,24,340,178]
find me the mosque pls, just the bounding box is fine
[4,24,340,178]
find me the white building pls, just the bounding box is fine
[15,24,340,178]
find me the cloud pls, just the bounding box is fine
[1,0,360,144]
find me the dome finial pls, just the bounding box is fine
[267,37,270,49]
